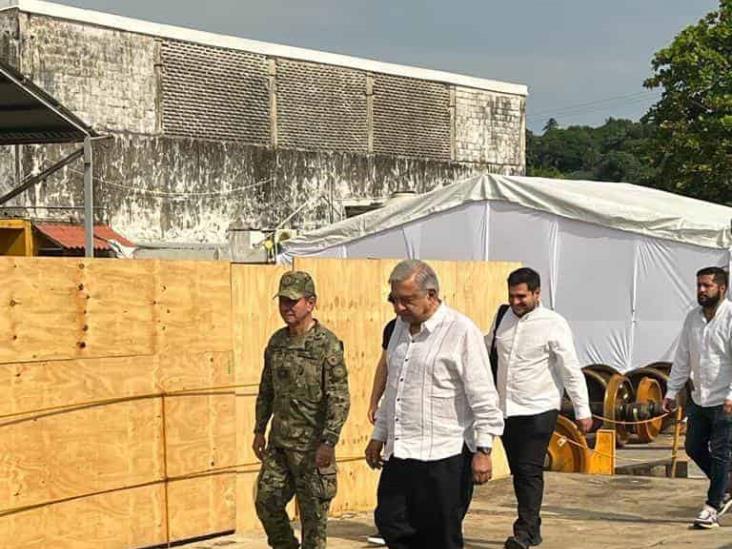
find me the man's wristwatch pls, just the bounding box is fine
[475,446,492,455]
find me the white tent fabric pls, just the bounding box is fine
[282,174,732,372]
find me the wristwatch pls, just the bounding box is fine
[475,446,492,455]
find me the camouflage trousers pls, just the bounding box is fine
[255,446,337,549]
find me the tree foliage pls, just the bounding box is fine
[527,1,731,205]
[527,118,657,184]
[643,0,731,204]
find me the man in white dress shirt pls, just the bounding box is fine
[364,259,504,549]
[486,267,591,549]
[663,266,732,529]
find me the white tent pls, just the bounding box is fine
[282,174,732,372]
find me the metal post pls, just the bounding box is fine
[83,137,94,258]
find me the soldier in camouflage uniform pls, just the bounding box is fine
[253,271,350,549]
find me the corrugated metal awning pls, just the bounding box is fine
[34,223,134,251]
[0,59,96,145]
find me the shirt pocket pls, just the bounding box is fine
[293,352,324,402]
[431,384,466,425]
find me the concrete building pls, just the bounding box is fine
[0,0,527,251]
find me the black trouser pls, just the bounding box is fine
[502,409,559,545]
[684,400,732,510]
[374,446,474,549]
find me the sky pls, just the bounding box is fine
[58,0,720,133]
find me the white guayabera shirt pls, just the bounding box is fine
[372,304,504,461]
[666,299,732,407]
[485,304,591,419]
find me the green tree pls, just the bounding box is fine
[643,0,732,204]
[526,118,655,182]
[543,118,559,132]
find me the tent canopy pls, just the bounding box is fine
[283,174,732,372]
[0,59,96,145]
[283,174,732,255]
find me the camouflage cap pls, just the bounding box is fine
[275,271,316,300]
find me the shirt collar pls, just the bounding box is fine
[697,298,730,321]
[423,303,448,333]
[511,302,543,321]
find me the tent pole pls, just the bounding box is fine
[83,137,94,258]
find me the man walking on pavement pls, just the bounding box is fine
[486,267,591,549]
[663,266,732,529]
[253,271,350,548]
[365,259,504,549]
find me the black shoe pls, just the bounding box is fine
[505,537,529,549]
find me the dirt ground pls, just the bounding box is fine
[182,473,732,549]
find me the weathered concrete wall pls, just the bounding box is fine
[19,13,159,133]
[0,136,500,243]
[0,8,526,245]
[0,10,19,65]
[455,87,525,168]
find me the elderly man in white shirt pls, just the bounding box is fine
[364,259,504,549]
[663,266,732,529]
[486,267,591,549]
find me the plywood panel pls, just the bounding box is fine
[0,399,162,511]
[0,257,83,363]
[235,469,263,534]
[0,484,165,548]
[156,260,233,355]
[156,351,234,393]
[330,459,380,516]
[231,264,289,387]
[0,355,157,417]
[167,474,236,541]
[80,258,157,357]
[165,392,237,478]
[451,260,518,331]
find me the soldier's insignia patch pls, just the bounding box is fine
[326,354,340,366]
[281,274,295,286]
[331,365,346,379]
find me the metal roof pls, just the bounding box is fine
[0,58,96,145]
[34,223,134,251]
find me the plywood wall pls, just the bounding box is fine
[0,256,518,548]
[0,258,237,548]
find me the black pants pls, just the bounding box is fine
[685,400,732,509]
[374,446,474,549]
[502,409,559,545]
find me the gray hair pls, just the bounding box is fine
[388,259,440,295]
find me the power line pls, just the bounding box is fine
[528,90,658,121]
[528,95,658,124]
